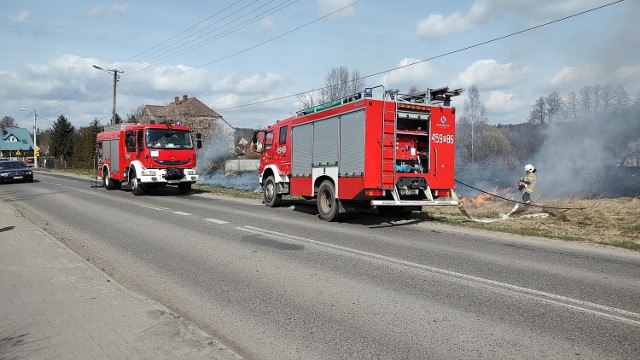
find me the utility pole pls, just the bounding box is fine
[93,65,123,125]
[20,107,38,168]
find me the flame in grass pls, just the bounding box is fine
[460,187,511,204]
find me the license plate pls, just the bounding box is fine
[167,180,180,184]
[14,176,23,180]
[399,189,419,195]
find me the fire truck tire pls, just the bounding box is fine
[103,171,120,190]
[178,182,191,194]
[263,176,282,207]
[128,170,145,196]
[317,180,342,222]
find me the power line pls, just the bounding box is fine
[123,0,359,86]
[37,1,271,121]
[125,0,300,76]
[214,0,625,111]
[120,0,246,65]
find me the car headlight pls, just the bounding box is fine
[0,173,8,177]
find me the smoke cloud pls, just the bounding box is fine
[196,119,261,192]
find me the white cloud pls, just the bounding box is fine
[150,65,210,93]
[416,0,609,40]
[11,10,30,24]
[416,3,488,39]
[261,17,274,30]
[379,58,435,90]
[484,90,526,115]
[89,3,130,17]
[214,73,285,95]
[549,65,594,90]
[457,59,529,89]
[317,0,357,20]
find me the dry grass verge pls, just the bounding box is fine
[423,197,640,250]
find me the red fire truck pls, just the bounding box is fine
[96,121,201,195]
[252,86,463,221]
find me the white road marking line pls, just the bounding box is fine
[205,218,230,224]
[237,225,640,327]
[173,211,193,216]
[127,202,169,211]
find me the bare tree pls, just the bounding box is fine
[348,69,365,95]
[1,116,17,129]
[545,91,562,123]
[612,85,631,116]
[127,104,146,123]
[296,93,316,110]
[592,84,602,113]
[459,85,486,163]
[564,91,579,121]
[599,84,613,112]
[579,85,593,116]
[528,97,546,124]
[318,66,364,104]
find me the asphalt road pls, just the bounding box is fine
[2,171,639,359]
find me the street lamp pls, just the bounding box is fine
[20,108,38,168]
[93,64,123,125]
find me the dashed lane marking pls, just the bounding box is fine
[173,211,193,216]
[205,218,230,225]
[237,225,640,327]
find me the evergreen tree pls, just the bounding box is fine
[72,118,101,168]
[50,115,75,165]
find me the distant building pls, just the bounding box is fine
[141,95,257,169]
[0,127,33,158]
[141,95,234,142]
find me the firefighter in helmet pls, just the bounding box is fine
[517,164,537,204]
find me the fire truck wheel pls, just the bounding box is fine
[178,182,191,194]
[263,176,282,207]
[129,170,145,196]
[317,180,342,222]
[103,171,120,190]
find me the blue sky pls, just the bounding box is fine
[1,0,638,131]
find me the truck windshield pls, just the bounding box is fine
[146,129,194,149]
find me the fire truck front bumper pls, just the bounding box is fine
[138,168,199,184]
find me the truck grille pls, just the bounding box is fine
[155,160,189,165]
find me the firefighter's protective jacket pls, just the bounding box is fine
[523,172,536,193]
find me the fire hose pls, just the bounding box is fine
[454,179,584,223]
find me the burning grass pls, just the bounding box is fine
[424,196,640,251]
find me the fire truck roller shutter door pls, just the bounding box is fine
[339,109,365,176]
[110,139,119,170]
[292,123,313,177]
[312,117,339,168]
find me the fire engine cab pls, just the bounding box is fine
[252,86,463,221]
[96,121,201,195]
